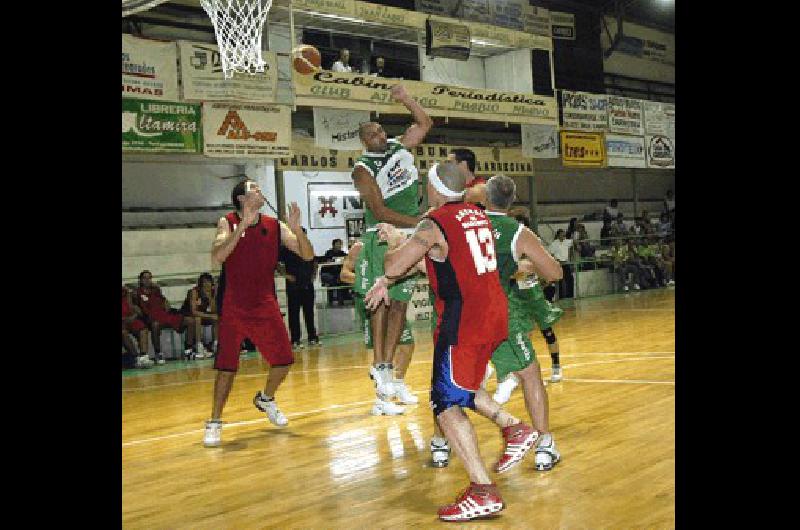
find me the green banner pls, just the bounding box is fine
[122,98,202,153]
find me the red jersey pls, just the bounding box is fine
[134,285,168,316]
[218,212,281,314]
[425,202,508,347]
[122,287,134,319]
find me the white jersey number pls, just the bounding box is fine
[465,227,497,275]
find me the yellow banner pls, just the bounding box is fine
[293,70,558,125]
[280,138,534,177]
[354,1,424,26]
[560,131,606,168]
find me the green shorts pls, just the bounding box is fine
[516,280,563,331]
[352,231,416,303]
[490,312,537,382]
[354,295,414,349]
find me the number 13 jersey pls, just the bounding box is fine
[425,202,508,348]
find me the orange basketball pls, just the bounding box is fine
[292,44,321,75]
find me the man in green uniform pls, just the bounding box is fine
[340,241,419,405]
[482,175,562,471]
[351,83,433,415]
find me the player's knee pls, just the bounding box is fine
[542,328,557,344]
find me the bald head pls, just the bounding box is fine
[486,174,516,210]
[359,122,388,152]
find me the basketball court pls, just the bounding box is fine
[122,289,675,528]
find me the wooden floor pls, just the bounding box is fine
[122,289,675,529]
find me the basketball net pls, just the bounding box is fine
[199,0,273,79]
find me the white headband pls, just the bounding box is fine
[428,164,464,199]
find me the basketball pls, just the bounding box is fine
[292,44,321,75]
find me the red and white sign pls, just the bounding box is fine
[202,103,292,158]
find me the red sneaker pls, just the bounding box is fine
[438,483,504,521]
[494,422,540,473]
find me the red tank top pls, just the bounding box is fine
[425,202,508,346]
[122,287,134,318]
[134,285,167,316]
[219,212,280,313]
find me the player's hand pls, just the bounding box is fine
[287,202,303,232]
[390,84,409,102]
[376,223,406,249]
[365,276,390,311]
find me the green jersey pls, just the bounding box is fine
[486,212,525,299]
[353,138,419,228]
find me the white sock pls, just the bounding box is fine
[431,436,447,447]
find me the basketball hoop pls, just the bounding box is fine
[199,0,273,79]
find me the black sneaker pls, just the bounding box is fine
[308,338,321,346]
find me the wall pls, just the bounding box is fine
[419,51,487,88]
[601,17,675,85]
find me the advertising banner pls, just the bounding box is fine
[203,103,291,158]
[308,182,364,229]
[122,34,179,100]
[122,98,201,152]
[313,107,370,150]
[643,100,675,137]
[645,134,675,169]
[605,133,645,168]
[179,41,278,103]
[550,11,576,40]
[560,131,605,168]
[521,124,558,159]
[293,70,558,125]
[561,90,608,131]
[607,96,644,135]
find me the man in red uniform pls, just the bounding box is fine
[365,162,560,521]
[134,271,197,365]
[448,148,487,207]
[204,180,314,447]
[122,286,152,369]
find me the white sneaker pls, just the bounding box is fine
[493,374,519,405]
[633,284,641,290]
[534,433,561,471]
[480,363,494,390]
[196,343,207,360]
[371,397,405,416]
[393,380,419,404]
[135,355,153,369]
[155,356,166,365]
[431,439,450,467]
[370,365,396,399]
[623,285,629,292]
[203,420,222,447]
[550,366,563,383]
[253,391,289,426]
[667,280,675,286]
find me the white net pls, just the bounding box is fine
[199,0,273,79]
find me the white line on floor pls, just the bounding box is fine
[122,357,674,448]
[122,351,675,392]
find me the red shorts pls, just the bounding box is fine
[147,310,184,330]
[214,300,293,372]
[124,319,147,333]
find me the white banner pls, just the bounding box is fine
[313,108,370,151]
[307,183,364,229]
[202,103,292,158]
[521,124,558,158]
[122,34,179,101]
[607,96,644,136]
[644,101,675,137]
[606,133,646,168]
[178,40,278,103]
[646,134,675,169]
[561,91,608,131]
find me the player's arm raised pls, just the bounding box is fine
[391,84,432,149]
[352,165,420,228]
[514,227,563,282]
[280,202,315,261]
[384,218,442,279]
